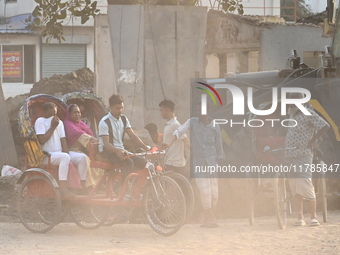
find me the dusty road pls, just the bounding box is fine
[0,211,340,255]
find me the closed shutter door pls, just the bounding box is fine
[42,44,86,78]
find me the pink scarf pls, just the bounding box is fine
[64,105,93,147]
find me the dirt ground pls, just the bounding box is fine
[0,211,340,255]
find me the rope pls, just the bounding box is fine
[130,5,142,123]
[146,5,166,100]
[119,6,123,70]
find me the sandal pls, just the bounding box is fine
[310,219,320,227]
[294,219,306,226]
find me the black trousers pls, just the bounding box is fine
[100,150,147,188]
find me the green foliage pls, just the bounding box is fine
[280,0,313,22]
[217,0,244,15]
[25,0,100,43]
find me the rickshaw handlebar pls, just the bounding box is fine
[263,146,297,153]
[124,148,166,158]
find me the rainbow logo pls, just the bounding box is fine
[196,82,223,106]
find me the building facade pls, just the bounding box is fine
[205,10,332,77]
[0,0,109,99]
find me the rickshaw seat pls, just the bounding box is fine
[22,137,57,173]
[24,151,58,170]
[87,141,121,171]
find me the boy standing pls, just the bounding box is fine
[159,99,189,179]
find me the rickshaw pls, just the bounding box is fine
[16,94,187,236]
[245,105,327,229]
[61,92,195,222]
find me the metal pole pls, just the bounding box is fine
[294,0,298,22]
[264,0,266,16]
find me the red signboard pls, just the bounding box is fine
[2,51,21,77]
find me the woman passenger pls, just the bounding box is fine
[64,104,102,190]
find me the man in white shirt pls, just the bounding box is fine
[159,99,190,179]
[35,102,86,197]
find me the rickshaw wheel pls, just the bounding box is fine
[246,178,255,225]
[319,164,327,222]
[52,201,70,225]
[163,171,195,222]
[274,175,287,230]
[102,206,124,226]
[39,201,69,225]
[18,175,61,233]
[143,176,186,236]
[70,203,110,230]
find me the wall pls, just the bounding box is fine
[94,14,116,105]
[1,0,36,17]
[108,5,145,128]
[47,26,95,72]
[0,81,18,168]
[206,11,333,75]
[205,11,262,75]
[205,53,220,78]
[0,34,41,99]
[206,11,262,55]
[107,5,207,129]
[1,26,94,99]
[259,24,332,71]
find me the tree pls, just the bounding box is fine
[26,0,100,43]
[213,0,244,15]
[280,0,313,22]
[26,0,203,42]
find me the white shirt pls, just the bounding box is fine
[34,116,66,153]
[163,117,187,167]
[98,113,131,152]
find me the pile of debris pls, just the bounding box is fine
[296,10,327,25]
[0,175,21,222]
[6,67,95,121]
[28,67,95,97]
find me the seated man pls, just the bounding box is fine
[144,123,162,144]
[98,94,151,195]
[35,102,87,197]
